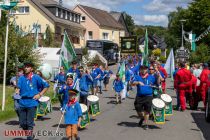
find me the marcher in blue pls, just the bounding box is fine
[54,66,66,100]
[131,65,156,130]
[113,73,124,104]
[59,75,75,108]
[98,65,104,94]
[90,63,101,96]
[125,64,134,97]
[77,66,93,105]
[16,61,49,140]
[67,61,80,79]
[61,89,82,140]
[54,66,66,85]
[103,66,113,91]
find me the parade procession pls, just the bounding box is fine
[0,0,210,140]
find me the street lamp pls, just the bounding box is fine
[180,19,186,48]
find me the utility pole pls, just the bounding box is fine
[180,19,186,48]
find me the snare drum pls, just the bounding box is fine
[161,94,173,116]
[152,98,165,124]
[80,104,90,128]
[35,96,52,119]
[87,95,100,116]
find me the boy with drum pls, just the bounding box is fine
[15,61,49,140]
[77,66,93,105]
[131,65,156,130]
[62,89,82,140]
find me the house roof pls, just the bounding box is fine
[31,0,85,30]
[77,5,124,30]
[138,35,167,50]
[110,11,121,21]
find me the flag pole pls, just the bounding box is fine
[2,11,9,111]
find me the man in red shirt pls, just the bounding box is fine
[199,63,209,108]
[174,62,192,111]
[157,62,168,93]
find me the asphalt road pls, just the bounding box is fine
[0,64,210,140]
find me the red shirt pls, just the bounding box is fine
[159,66,168,79]
[174,68,192,88]
[200,69,209,84]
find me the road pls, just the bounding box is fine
[0,64,209,140]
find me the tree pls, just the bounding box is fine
[190,43,210,64]
[0,11,40,83]
[43,26,54,47]
[123,12,135,35]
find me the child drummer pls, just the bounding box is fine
[62,89,82,140]
[113,73,124,104]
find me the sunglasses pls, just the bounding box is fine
[149,69,154,70]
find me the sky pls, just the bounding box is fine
[60,0,192,27]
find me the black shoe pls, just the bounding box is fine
[76,137,80,140]
[138,118,144,127]
[143,125,149,130]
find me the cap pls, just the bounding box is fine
[23,61,34,67]
[116,73,120,77]
[68,89,79,96]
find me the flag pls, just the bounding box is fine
[119,62,125,83]
[59,31,77,71]
[164,49,175,80]
[142,29,149,66]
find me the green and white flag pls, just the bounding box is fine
[60,31,77,71]
[119,62,125,83]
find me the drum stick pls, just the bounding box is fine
[55,104,67,134]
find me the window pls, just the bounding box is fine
[77,15,80,23]
[112,31,115,40]
[102,33,109,40]
[69,13,72,20]
[56,8,58,16]
[60,9,63,18]
[88,31,93,40]
[18,6,29,14]
[65,11,67,19]
[74,14,76,22]
[81,16,85,21]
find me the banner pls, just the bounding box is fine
[121,36,137,53]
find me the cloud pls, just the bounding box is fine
[143,0,174,13]
[60,0,140,11]
[162,0,192,5]
[143,0,192,14]
[134,15,168,27]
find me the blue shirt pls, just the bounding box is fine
[59,84,74,105]
[63,102,82,124]
[125,69,133,82]
[54,73,66,84]
[18,74,49,107]
[104,70,113,78]
[91,68,101,80]
[78,74,93,96]
[67,68,80,78]
[113,79,124,92]
[132,74,156,96]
